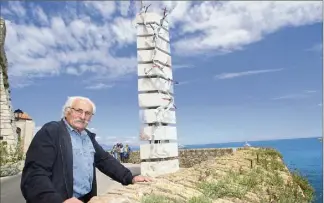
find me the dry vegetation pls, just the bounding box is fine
[89,147,314,203]
[0,141,24,165]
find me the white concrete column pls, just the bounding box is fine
[136,12,179,177]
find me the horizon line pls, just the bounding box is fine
[99,136,320,147]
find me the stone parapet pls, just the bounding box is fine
[179,148,234,168]
[126,148,234,168]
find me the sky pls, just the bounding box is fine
[0,1,322,146]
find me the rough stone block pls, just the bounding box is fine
[1,128,14,136]
[137,49,172,67]
[137,36,170,54]
[138,77,174,93]
[137,64,173,80]
[140,142,178,159]
[0,104,9,110]
[136,24,170,42]
[141,125,177,141]
[138,92,172,108]
[140,159,179,177]
[140,108,176,124]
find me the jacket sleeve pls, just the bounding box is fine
[91,138,134,185]
[20,124,64,203]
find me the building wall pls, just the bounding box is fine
[0,18,18,148]
[0,71,18,147]
[16,120,35,153]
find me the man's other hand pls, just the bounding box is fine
[132,175,152,184]
[63,197,83,203]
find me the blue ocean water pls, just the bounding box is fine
[107,137,322,202]
[185,137,323,203]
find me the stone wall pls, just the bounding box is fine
[178,148,234,168]
[0,17,18,148]
[126,148,234,168]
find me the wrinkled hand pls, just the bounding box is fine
[63,197,83,203]
[132,175,152,184]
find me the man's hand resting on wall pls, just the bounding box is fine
[63,197,83,203]
[132,175,153,184]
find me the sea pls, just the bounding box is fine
[185,137,323,203]
[105,137,322,202]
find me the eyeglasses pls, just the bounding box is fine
[70,107,94,117]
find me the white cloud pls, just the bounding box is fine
[3,2,138,87]
[272,90,317,100]
[83,1,116,19]
[272,94,309,100]
[111,17,137,46]
[66,67,80,75]
[32,6,49,26]
[87,127,97,132]
[117,1,132,17]
[1,1,322,88]
[85,83,114,90]
[5,1,26,18]
[304,90,317,94]
[306,43,322,52]
[173,64,194,69]
[171,1,322,55]
[214,69,283,80]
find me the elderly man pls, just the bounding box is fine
[21,96,151,203]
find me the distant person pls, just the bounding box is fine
[119,143,124,162]
[20,96,151,203]
[111,144,118,159]
[115,143,122,162]
[123,144,131,162]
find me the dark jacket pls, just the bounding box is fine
[20,120,134,203]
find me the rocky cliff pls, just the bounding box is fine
[90,147,314,203]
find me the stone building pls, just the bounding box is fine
[0,17,19,148]
[0,18,35,154]
[14,109,35,153]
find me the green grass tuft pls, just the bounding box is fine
[141,148,315,203]
[291,170,315,202]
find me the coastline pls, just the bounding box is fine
[90,147,315,203]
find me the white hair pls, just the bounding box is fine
[61,96,96,118]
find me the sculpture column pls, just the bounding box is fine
[136,12,179,177]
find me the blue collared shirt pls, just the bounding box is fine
[63,119,95,198]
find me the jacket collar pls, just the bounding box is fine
[60,118,96,139]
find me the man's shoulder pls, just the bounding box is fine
[42,120,62,129]
[32,121,63,145]
[37,120,63,136]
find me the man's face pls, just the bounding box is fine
[65,99,93,132]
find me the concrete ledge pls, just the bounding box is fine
[96,164,141,195]
[0,171,22,183]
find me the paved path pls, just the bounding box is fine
[0,163,140,203]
